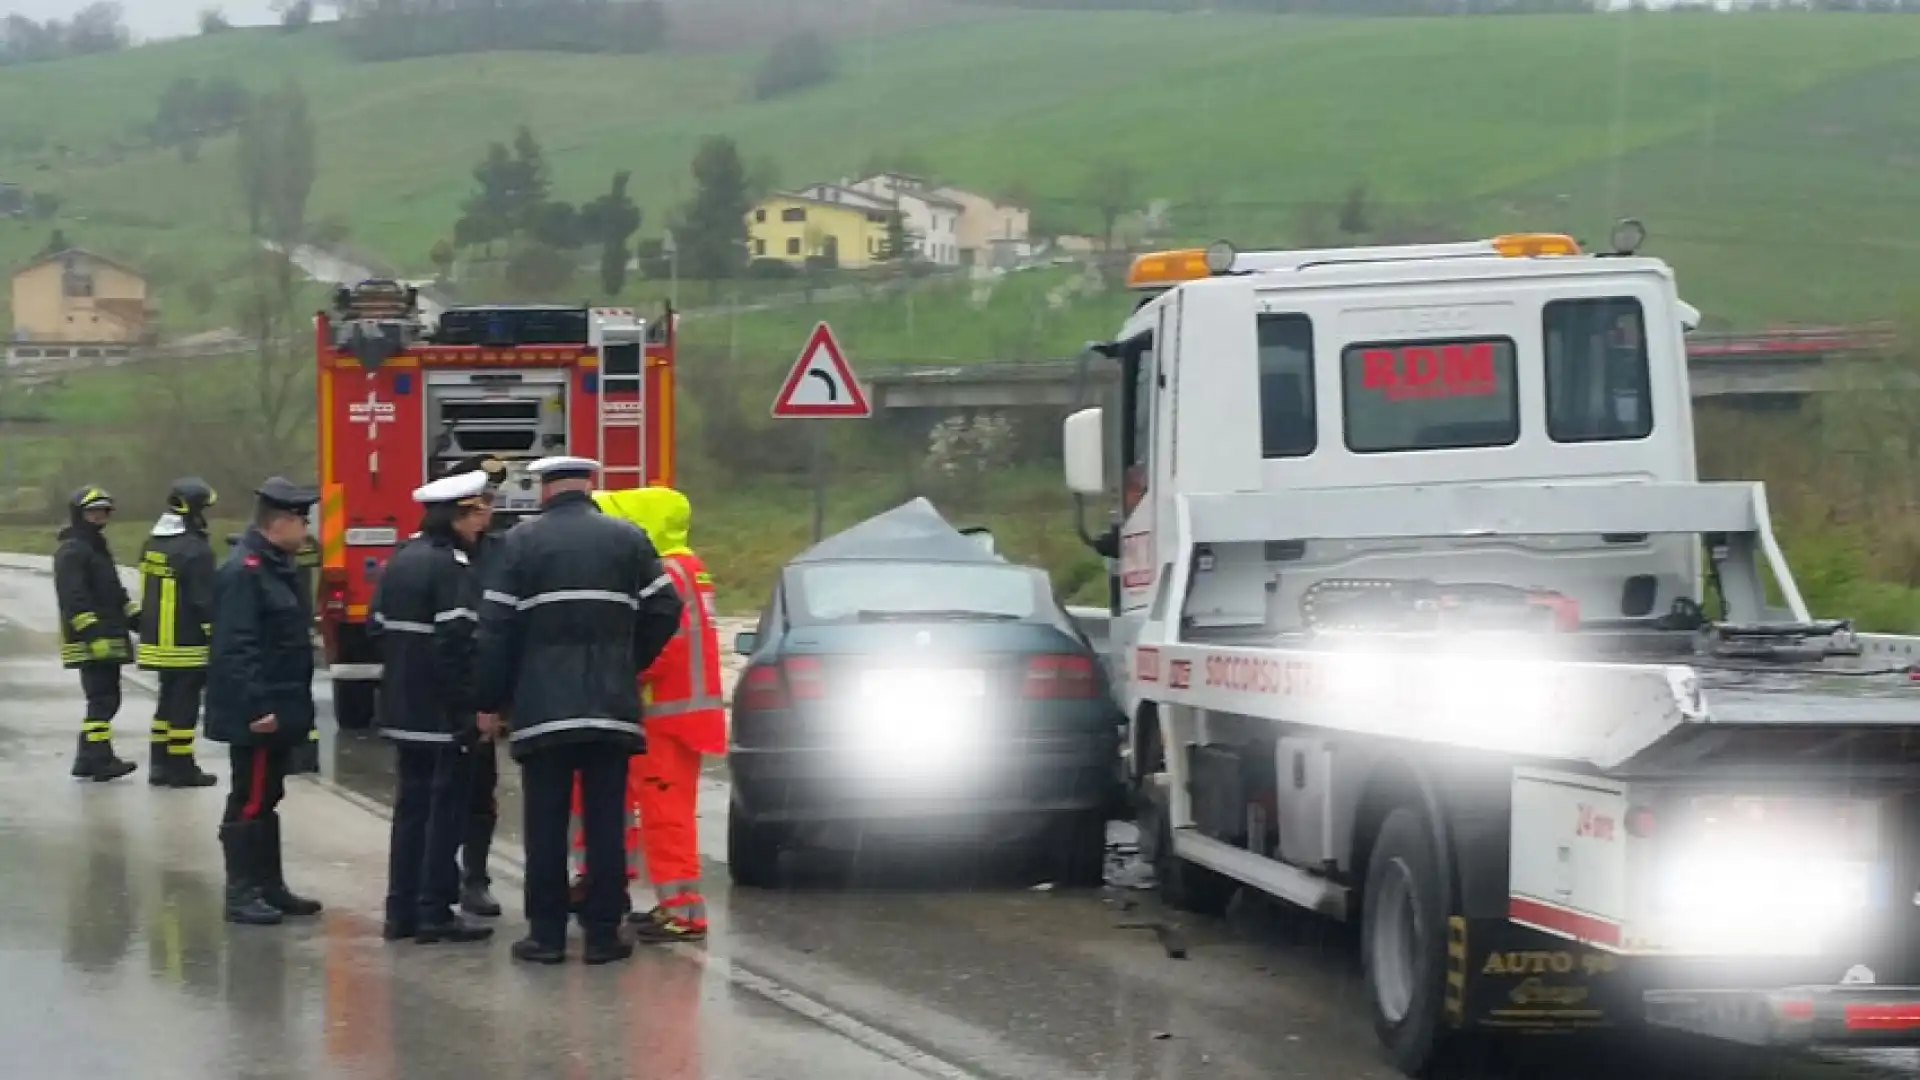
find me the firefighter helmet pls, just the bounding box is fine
[69,486,115,514]
[166,477,217,521]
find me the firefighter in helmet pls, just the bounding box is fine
[137,477,221,788]
[55,484,140,782]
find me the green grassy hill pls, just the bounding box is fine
[6,11,1920,337]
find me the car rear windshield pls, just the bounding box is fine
[793,563,1040,622]
[1341,337,1519,453]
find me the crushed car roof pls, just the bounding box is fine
[790,498,1007,565]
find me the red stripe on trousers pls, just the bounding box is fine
[242,746,269,820]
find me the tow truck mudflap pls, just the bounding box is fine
[1644,986,1920,1048]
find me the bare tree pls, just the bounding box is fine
[231,251,311,473]
[1082,159,1139,254]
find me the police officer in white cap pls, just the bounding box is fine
[369,469,496,945]
[475,456,683,964]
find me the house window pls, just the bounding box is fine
[782,207,806,223]
[754,239,766,257]
[786,238,801,256]
[61,264,94,299]
[754,208,767,224]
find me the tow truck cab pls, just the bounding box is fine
[1062,232,1920,1073]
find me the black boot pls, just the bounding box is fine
[71,733,137,782]
[221,823,284,926]
[460,817,502,917]
[257,814,322,917]
[147,731,167,785]
[152,744,218,789]
[583,929,634,966]
[511,936,566,965]
[416,914,495,945]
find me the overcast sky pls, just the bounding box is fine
[8,0,286,41]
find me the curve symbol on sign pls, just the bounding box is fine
[808,370,839,401]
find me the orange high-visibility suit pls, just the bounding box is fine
[577,488,725,933]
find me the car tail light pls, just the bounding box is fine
[738,664,788,711]
[1023,654,1097,699]
[782,657,826,700]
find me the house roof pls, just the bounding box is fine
[796,183,895,212]
[757,191,890,218]
[12,246,147,281]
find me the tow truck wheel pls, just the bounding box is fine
[333,680,377,732]
[727,799,783,889]
[1140,780,1236,915]
[1362,806,1452,1077]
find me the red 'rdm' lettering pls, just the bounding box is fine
[1361,342,1499,403]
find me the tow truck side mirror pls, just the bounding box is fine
[733,631,757,656]
[1063,407,1105,497]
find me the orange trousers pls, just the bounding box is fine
[569,736,704,888]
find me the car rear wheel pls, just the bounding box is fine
[333,680,377,732]
[1043,809,1109,888]
[727,799,783,889]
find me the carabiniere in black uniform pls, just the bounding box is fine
[475,456,682,966]
[369,468,496,945]
[206,477,326,927]
[54,485,140,782]
[136,477,221,788]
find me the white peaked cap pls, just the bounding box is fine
[527,456,602,478]
[412,470,491,505]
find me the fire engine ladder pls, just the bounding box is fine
[593,309,647,490]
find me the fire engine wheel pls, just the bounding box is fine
[727,801,784,890]
[1362,806,1452,1077]
[332,680,377,732]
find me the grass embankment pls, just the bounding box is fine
[6,13,1920,336]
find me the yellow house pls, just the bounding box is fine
[746,193,889,271]
[9,248,154,345]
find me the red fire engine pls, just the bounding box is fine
[313,281,676,729]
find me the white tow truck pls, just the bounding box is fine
[1061,227,1920,1074]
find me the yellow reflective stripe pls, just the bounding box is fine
[320,485,346,570]
[159,577,178,650]
[694,571,712,586]
[70,612,98,632]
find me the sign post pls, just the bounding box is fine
[771,322,871,542]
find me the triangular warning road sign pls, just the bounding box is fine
[772,321,871,419]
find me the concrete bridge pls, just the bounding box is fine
[865,326,1908,412]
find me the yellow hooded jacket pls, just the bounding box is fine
[592,486,691,557]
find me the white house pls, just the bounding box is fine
[802,173,965,267]
[934,185,1033,269]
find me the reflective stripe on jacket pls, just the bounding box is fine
[54,524,133,669]
[137,518,215,670]
[644,552,726,754]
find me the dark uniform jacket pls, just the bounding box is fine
[368,532,480,746]
[474,490,683,762]
[205,527,316,747]
[54,524,134,669]
[136,518,216,670]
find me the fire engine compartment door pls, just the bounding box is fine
[423,370,568,515]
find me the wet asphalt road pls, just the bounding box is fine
[4,562,1920,1080]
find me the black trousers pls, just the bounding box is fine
[522,742,627,945]
[224,743,291,824]
[462,739,499,886]
[79,663,122,726]
[154,670,207,752]
[387,742,475,926]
